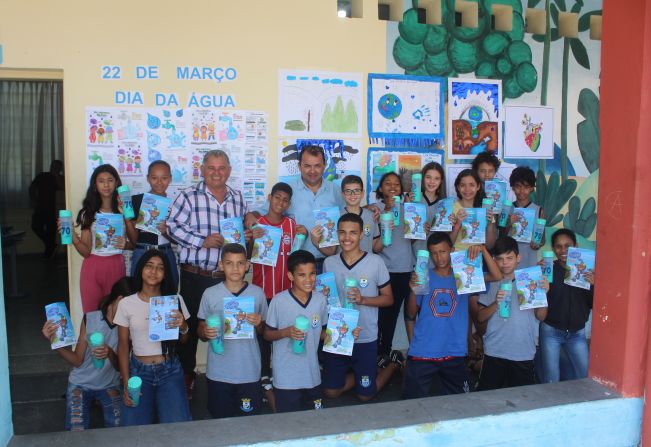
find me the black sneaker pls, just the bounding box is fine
[390,350,405,368]
[377,353,390,369]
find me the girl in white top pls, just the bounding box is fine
[114,249,192,426]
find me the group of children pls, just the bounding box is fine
[43,151,595,430]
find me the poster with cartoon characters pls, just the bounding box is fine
[135,193,172,235]
[323,307,359,357]
[515,266,548,310]
[312,207,340,248]
[315,272,341,309]
[451,250,486,295]
[431,197,455,232]
[45,302,76,349]
[509,208,536,243]
[460,208,487,244]
[403,202,427,240]
[93,213,124,255]
[223,296,255,339]
[484,180,508,216]
[251,225,282,267]
[220,217,246,248]
[564,247,595,290]
[148,295,180,341]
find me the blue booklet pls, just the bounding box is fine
[509,208,536,243]
[45,302,76,349]
[148,295,180,342]
[221,217,246,248]
[484,180,508,215]
[94,213,124,254]
[515,266,548,309]
[251,224,282,267]
[312,207,340,248]
[323,307,359,356]
[565,247,596,290]
[460,208,487,244]
[404,202,427,240]
[136,193,172,235]
[431,197,455,232]
[223,296,255,339]
[451,250,486,294]
[315,272,341,308]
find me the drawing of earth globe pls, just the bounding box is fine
[378,93,402,120]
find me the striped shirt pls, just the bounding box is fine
[252,215,296,299]
[167,182,248,270]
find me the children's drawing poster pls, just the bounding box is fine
[148,295,180,342]
[223,296,255,340]
[366,147,444,204]
[251,225,282,267]
[85,107,268,206]
[315,272,341,308]
[277,138,362,185]
[323,307,359,357]
[451,251,486,294]
[45,302,76,349]
[565,247,595,290]
[447,78,502,160]
[515,266,548,310]
[504,106,554,159]
[367,73,445,143]
[278,70,363,138]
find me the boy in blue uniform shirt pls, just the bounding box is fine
[404,232,501,398]
[264,250,329,413]
[322,213,395,401]
[197,243,268,418]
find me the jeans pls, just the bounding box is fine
[120,356,191,426]
[539,322,589,383]
[131,245,179,289]
[65,383,121,431]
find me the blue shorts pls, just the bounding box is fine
[206,378,262,419]
[323,341,377,396]
[274,386,323,413]
[403,357,470,399]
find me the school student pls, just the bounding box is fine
[41,277,134,431]
[474,237,548,390]
[197,243,268,418]
[69,164,132,313]
[539,229,594,383]
[403,232,501,399]
[471,151,501,182]
[264,250,328,413]
[408,162,446,258]
[450,169,497,252]
[114,250,192,426]
[126,160,179,288]
[322,213,397,402]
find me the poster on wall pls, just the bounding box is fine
[277,138,362,186]
[447,78,502,160]
[366,147,444,204]
[85,107,269,206]
[367,73,445,145]
[278,69,363,139]
[504,105,555,159]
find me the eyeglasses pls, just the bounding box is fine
[343,188,363,196]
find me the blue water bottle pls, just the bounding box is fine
[498,200,513,228]
[411,173,422,203]
[117,185,135,219]
[499,282,512,319]
[542,251,554,284]
[413,250,430,294]
[59,210,73,245]
[380,213,393,247]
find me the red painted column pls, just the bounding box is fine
[590,0,651,437]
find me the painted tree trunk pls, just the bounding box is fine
[561,38,570,182]
[539,0,551,175]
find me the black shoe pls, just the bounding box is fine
[377,353,390,369]
[390,350,405,368]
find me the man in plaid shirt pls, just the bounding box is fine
[167,149,254,397]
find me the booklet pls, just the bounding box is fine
[404,202,427,240]
[94,213,124,254]
[148,295,180,342]
[515,266,548,310]
[509,208,536,243]
[135,193,172,235]
[484,180,508,215]
[323,307,359,357]
[221,217,246,248]
[315,272,341,308]
[45,302,76,349]
[451,250,486,294]
[460,208,487,244]
[223,296,255,339]
[431,197,455,232]
[564,247,596,290]
[312,207,340,248]
[251,224,282,267]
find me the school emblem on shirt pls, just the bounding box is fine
[359,276,369,288]
[313,399,322,410]
[360,376,371,388]
[240,398,253,412]
[282,234,291,246]
[363,224,371,237]
[311,314,320,328]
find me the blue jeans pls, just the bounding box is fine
[539,322,589,383]
[120,356,191,426]
[65,383,121,431]
[131,244,178,289]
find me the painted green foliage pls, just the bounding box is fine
[394,0,537,98]
[321,96,359,133]
[577,88,600,174]
[532,171,577,227]
[563,196,597,238]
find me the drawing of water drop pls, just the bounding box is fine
[176,110,183,118]
[147,113,161,129]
